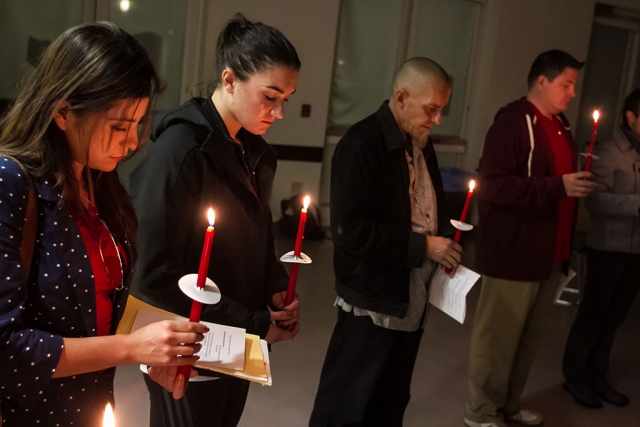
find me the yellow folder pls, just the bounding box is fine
[116,295,272,386]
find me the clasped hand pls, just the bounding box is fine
[143,291,302,399]
[426,235,463,271]
[562,171,596,197]
[129,320,208,399]
[267,290,300,344]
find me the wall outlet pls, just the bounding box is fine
[291,181,303,194]
[301,104,311,117]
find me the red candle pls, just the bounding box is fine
[188,208,215,320]
[445,180,474,274]
[454,180,475,243]
[177,208,215,380]
[293,196,309,256]
[285,196,309,305]
[585,110,599,172]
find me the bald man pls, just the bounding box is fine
[309,57,461,427]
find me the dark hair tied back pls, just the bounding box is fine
[622,89,640,130]
[215,13,301,84]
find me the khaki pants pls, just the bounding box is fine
[464,270,562,423]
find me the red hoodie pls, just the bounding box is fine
[475,97,575,281]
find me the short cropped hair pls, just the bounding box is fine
[622,88,640,130]
[527,50,584,89]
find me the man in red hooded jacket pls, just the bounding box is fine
[464,50,595,427]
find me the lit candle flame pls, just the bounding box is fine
[103,403,115,427]
[593,110,599,123]
[303,196,310,211]
[469,180,476,191]
[207,208,215,227]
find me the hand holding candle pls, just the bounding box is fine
[284,196,310,306]
[584,110,599,172]
[177,208,215,382]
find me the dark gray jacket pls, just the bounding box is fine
[586,126,640,254]
[129,97,288,338]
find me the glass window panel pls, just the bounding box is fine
[576,23,630,148]
[99,0,188,111]
[328,0,404,126]
[327,0,479,136]
[634,36,640,90]
[412,0,480,136]
[0,0,85,103]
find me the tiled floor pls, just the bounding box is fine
[115,233,640,426]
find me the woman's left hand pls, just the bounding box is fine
[271,291,300,329]
[147,365,199,399]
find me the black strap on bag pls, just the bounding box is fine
[1,160,37,422]
[1,156,38,275]
[21,183,37,276]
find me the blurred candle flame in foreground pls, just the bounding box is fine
[103,403,115,427]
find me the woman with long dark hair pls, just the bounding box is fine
[0,22,207,426]
[130,13,301,427]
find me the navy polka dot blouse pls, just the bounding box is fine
[0,157,132,426]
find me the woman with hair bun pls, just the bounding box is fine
[0,22,208,426]
[130,13,302,426]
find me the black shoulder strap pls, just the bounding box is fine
[21,182,37,277]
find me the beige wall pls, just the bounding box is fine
[462,0,640,171]
[6,0,639,220]
[201,1,340,218]
[203,1,339,151]
[204,0,340,219]
[0,1,85,99]
[198,0,640,220]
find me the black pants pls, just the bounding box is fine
[309,309,424,427]
[143,372,249,427]
[563,248,640,384]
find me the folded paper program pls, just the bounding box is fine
[429,265,480,324]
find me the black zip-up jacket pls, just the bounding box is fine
[331,101,453,318]
[129,97,288,338]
